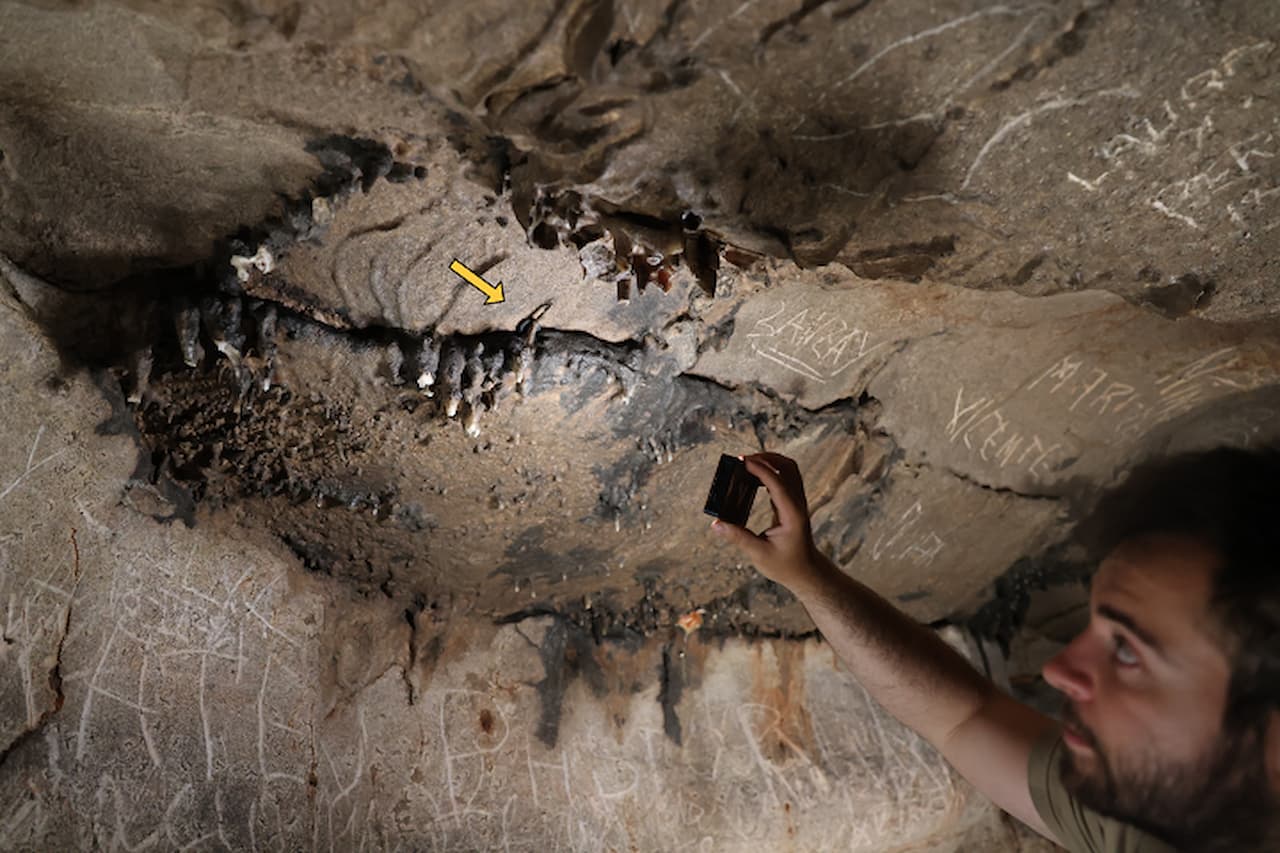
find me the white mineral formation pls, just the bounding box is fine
[229,245,275,283]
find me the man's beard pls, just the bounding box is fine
[1059,704,1276,851]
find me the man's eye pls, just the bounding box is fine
[1113,635,1140,666]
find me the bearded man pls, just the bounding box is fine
[712,446,1280,851]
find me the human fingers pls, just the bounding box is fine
[709,518,767,562]
[741,455,805,528]
[751,453,809,513]
[753,451,799,472]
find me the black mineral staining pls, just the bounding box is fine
[494,525,548,569]
[528,618,607,748]
[7,26,1144,697]
[281,533,338,576]
[499,575,814,648]
[591,455,654,522]
[658,643,684,745]
[965,540,1090,653]
[304,135,394,193]
[92,369,197,526]
[490,526,612,585]
[91,368,144,440]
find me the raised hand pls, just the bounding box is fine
[709,452,822,590]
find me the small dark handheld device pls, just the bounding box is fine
[703,454,761,527]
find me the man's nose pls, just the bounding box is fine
[1041,633,1096,703]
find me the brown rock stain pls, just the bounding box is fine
[593,641,662,744]
[748,639,817,766]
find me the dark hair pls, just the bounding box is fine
[1077,445,1280,730]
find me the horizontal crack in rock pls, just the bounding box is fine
[941,463,1063,502]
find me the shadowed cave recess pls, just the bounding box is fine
[2,0,1280,849]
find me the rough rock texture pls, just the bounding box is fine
[0,281,1063,850]
[2,0,1279,848]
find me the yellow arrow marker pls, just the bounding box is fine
[449,259,506,305]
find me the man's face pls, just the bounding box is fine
[1041,533,1273,847]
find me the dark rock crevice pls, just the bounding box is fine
[989,2,1111,93]
[401,596,425,705]
[0,527,79,775]
[757,0,874,53]
[965,540,1091,653]
[939,462,1066,502]
[843,235,957,281]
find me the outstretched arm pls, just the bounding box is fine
[710,452,1058,840]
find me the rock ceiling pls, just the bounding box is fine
[5,0,1278,634]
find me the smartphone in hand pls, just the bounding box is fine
[703,454,761,527]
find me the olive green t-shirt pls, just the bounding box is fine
[1027,726,1179,853]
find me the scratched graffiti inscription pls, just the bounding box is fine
[1066,41,1278,235]
[942,345,1265,483]
[870,501,945,568]
[1026,346,1256,441]
[3,606,985,851]
[0,515,318,852]
[745,302,894,384]
[946,387,1072,483]
[360,648,973,853]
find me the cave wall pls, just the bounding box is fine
[0,286,1057,849]
[2,0,1279,849]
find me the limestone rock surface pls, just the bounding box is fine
[3,0,1280,849]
